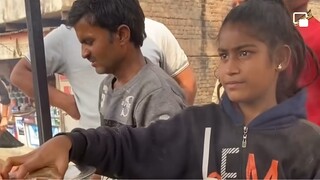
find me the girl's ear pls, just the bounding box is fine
[274,44,291,71]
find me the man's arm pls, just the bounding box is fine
[172,66,197,105]
[1,104,9,118]
[0,104,9,131]
[10,58,80,119]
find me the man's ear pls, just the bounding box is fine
[274,44,291,71]
[116,25,131,46]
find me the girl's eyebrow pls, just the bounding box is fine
[218,44,257,52]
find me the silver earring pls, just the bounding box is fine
[277,64,282,70]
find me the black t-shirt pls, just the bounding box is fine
[0,80,10,105]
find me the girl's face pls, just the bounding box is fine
[217,23,280,105]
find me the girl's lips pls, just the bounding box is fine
[224,81,245,89]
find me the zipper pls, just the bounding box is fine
[242,126,248,148]
[241,126,248,178]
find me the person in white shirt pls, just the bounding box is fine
[10,18,196,129]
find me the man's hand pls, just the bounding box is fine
[0,135,72,179]
[62,94,81,120]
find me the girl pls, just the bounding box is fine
[1,0,320,179]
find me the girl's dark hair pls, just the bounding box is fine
[217,0,319,103]
[68,0,146,47]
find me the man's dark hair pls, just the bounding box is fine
[68,0,146,47]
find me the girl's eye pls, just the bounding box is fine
[219,53,228,61]
[82,39,94,46]
[239,51,250,57]
[238,50,254,60]
[85,40,93,45]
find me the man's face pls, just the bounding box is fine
[74,17,124,74]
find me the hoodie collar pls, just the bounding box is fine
[221,90,307,130]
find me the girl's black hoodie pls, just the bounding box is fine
[67,90,320,179]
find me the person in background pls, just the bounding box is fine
[2,0,320,179]
[10,9,196,129]
[0,77,10,132]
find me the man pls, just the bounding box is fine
[68,1,187,178]
[10,10,196,129]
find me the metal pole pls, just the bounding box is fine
[24,0,52,144]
